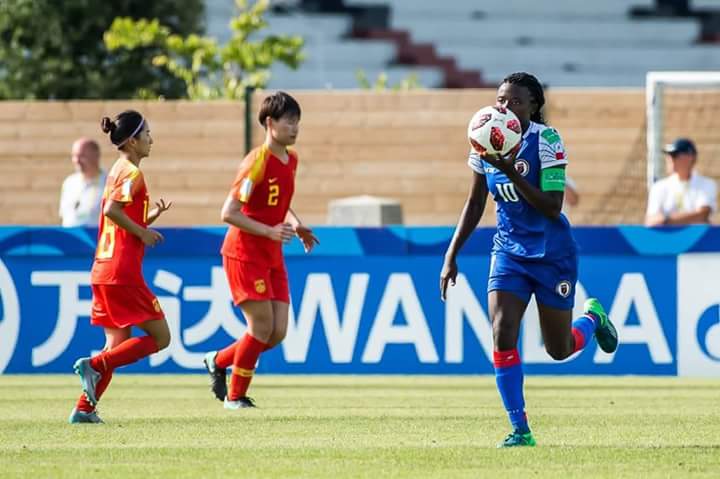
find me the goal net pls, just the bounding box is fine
[647,72,720,191]
[578,71,720,225]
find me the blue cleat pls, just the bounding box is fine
[68,407,104,424]
[73,357,101,406]
[584,298,618,354]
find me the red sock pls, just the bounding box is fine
[90,336,159,374]
[571,328,586,353]
[215,341,238,369]
[216,339,275,369]
[75,369,114,413]
[228,334,267,400]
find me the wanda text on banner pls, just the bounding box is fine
[0,226,719,376]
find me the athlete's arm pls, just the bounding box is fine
[647,207,712,227]
[505,166,564,219]
[104,200,163,247]
[441,171,488,300]
[286,207,319,253]
[285,207,300,228]
[221,194,294,243]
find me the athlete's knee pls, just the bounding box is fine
[104,330,131,350]
[153,330,171,351]
[150,321,171,350]
[268,328,287,347]
[492,317,517,351]
[545,344,573,361]
[248,318,273,343]
[155,335,170,351]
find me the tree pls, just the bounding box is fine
[0,0,204,99]
[104,0,304,100]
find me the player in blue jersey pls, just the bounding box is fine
[439,72,618,448]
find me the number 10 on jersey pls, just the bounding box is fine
[496,183,519,202]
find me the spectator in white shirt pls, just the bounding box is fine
[59,138,107,227]
[645,138,717,227]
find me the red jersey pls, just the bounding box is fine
[90,158,150,285]
[221,145,297,267]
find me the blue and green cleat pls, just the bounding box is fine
[68,408,104,424]
[584,298,618,353]
[498,430,536,448]
[73,357,101,406]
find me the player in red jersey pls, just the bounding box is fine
[68,110,172,423]
[203,91,318,409]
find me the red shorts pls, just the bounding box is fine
[223,256,290,305]
[91,283,165,329]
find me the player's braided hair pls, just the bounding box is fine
[502,72,545,124]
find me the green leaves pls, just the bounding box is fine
[104,18,169,50]
[103,0,304,99]
[0,0,204,99]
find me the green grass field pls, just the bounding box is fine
[1,375,718,478]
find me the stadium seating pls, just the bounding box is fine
[205,1,445,89]
[347,0,716,87]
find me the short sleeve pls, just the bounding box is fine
[467,148,485,175]
[697,177,718,212]
[646,182,664,216]
[229,147,268,203]
[539,127,568,169]
[59,175,72,217]
[109,168,142,204]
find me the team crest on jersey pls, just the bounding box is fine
[254,279,267,294]
[514,159,530,176]
[555,280,572,298]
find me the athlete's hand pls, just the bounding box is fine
[268,222,295,243]
[154,198,172,216]
[440,258,458,302]
[141,228,164,247]
[480,147,519,176]
[146,198,172,225]
[295,224,320,253]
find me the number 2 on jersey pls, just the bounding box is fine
[496,183,520,202]
[268,184,279,206]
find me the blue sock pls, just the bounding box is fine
[571,314,598,352]
[493,349,529,434]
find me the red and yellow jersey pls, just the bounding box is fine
[221,144,298,266]
[90,158,150,285]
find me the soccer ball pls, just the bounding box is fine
[467,106,522,156]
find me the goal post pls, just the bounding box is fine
[646,71,720,191]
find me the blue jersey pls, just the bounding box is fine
[468,121,577,259]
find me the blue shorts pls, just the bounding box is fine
[487,252,578,310]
